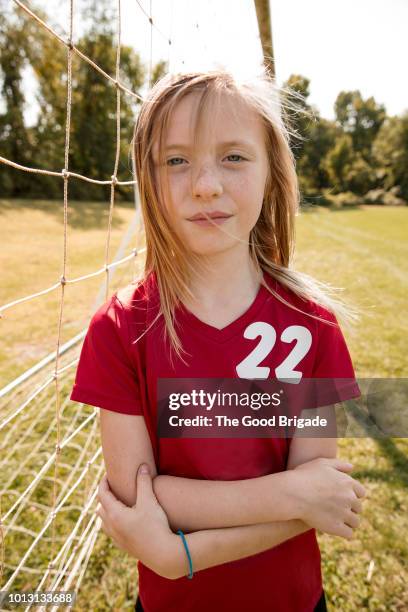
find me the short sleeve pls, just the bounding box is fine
[70,295,143,416]
[312,306,361,405]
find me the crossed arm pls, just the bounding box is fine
[99,406,364,579]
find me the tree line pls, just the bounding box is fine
[1,1,407,206]
[284,76,407,206]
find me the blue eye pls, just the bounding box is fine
[226,154,245,162]
[167,157,185,166]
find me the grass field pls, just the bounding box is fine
[0,199,407,610]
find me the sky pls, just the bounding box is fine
[18,0,408,124]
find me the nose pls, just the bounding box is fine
[191,164,223,201]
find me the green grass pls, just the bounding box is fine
[0,199,407,610]
[0,198,144,389]
[295,205,407,377]
[295,204,407,611]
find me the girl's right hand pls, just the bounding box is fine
[291,457,366,539]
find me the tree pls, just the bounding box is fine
[20,2,68,198]
[324,134,354,193]
[28,0,146,201]
[67,29,145,200]
[324,132,376,195]
[373,113,408,201]
[297,117,341,193]
[0,3,35,197]
[0,0,166,201]
[334,90,386,161]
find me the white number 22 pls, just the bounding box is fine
[235,322,312,382]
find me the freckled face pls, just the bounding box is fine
[152,91,269,257]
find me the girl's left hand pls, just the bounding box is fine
[96,463,178,577]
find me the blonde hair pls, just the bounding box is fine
[131,69,359,366]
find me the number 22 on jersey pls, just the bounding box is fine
[235,322,312,382]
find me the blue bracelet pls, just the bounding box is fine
[177,529,194,579]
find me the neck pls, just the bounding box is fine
[186,247,263,310]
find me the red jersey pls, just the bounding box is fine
[70,270,360,612]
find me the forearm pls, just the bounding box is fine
[153,471,299,532]
[167,519,311,579]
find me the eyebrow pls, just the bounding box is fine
[164,140,255,151]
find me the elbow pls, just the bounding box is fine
[156,535,188,580]
[159,567,183,581]
[137,557,183,580]
[154,554,183,581]
[137,556,180,580]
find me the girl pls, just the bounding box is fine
[70,70,366,612]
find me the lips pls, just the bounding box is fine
[188,212,232,221]
[188,216,232,227]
